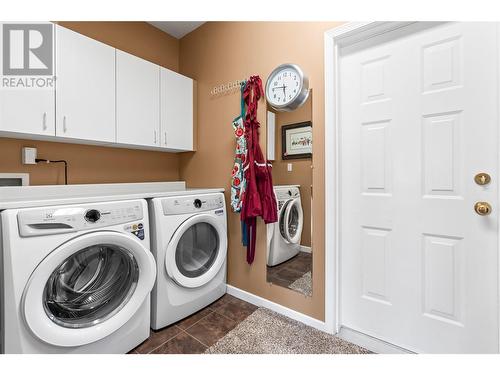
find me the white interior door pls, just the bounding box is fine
[340,22,499,353]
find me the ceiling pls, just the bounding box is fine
[149,22,205,39]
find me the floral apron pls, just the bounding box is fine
[230,82,249,246]
[231,81,247,212]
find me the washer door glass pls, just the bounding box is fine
[43,244,139,329]
[279,199,303,244]
[175,222,219,278]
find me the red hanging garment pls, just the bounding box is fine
[240,75,278,264]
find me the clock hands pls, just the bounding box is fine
[272,85,288,100]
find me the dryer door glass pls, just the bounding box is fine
[175,222,219,278]
[43,244,139,328]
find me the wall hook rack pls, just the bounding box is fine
[210,78,246,97]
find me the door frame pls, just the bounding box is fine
[324,21,500,349]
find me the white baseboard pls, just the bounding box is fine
[299,245,311,253]
[337,326,414,354]
[227,285,333,334]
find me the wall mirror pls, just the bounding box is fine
[266,92,313,297]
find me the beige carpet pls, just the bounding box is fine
[288,271,312,296]
[205,308,371,354]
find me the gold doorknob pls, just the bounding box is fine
[474,173,491,186]
[474,202,492,216]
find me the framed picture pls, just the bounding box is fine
[281,121,312,160]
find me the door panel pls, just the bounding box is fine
[0,22,55,136]
[116,50,160,147]
[340,22,499,353]
[55,26,116,142]
[160,68,194,150]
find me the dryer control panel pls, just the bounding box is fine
[162,193,225,215]
[17,200,144,237]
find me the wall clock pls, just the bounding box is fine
[265,63,309,112]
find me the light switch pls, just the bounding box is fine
[22,147,37,165]
[287,163,293,172]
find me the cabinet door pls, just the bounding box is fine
[116,50,160,147]
[0,23,55,136]
[55,26,115,142]
[160,68,194,151]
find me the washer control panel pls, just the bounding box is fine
[275,187,300,200]
[17,200,144,237]
[162,193,225,215]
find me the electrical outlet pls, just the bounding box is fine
[22,147,37,165]
[287,163,293,172]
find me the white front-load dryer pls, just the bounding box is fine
[267,185,304,266]
[148,192,227,330]
[0,199,156,354]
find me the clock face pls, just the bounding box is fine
[265,64,309,111]
[267,66,302,107]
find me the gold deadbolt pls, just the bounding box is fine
[474,173,491,186]
[474,201,492,216]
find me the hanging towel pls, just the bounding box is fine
[240,75,278,264]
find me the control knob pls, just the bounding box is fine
[85,209,101,223]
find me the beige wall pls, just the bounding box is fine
[270,95,313,248]
[0,138,180,185]
[179,22,340,320]
[0,22,181,186]
[0,21,340,321]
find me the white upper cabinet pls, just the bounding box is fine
[0,24,195,152]
[116,50,160,148]
[55,25,116,142]
[0,23,55,137]
[160,68,194,151]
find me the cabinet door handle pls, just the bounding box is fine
[42,112,47,130]
[154,130,157,144]
[63,116,67,133]
[164,132,167,146]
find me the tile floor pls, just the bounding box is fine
[266,252,312,289]
[129,294,258,354]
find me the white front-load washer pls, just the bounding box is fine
[0,199,156,354]
[148,192,227,329]
[267,185,304,266]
